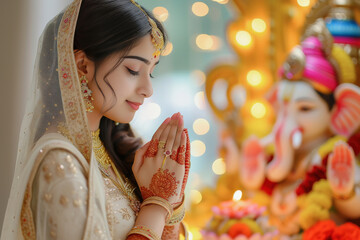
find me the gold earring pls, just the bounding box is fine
[80,75,94,112]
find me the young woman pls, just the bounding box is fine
[1,0,190,239]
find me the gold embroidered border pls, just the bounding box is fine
[57,0,91,162]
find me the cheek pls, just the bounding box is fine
[298,108,331,140]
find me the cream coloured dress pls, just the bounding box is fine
[30,136,137,239]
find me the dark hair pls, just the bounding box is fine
[315,90,335,111]
[75,0,167,200]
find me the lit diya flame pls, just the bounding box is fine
[233,190,242,201]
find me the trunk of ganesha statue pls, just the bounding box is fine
[266,110,303,182]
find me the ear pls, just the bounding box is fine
[330,83,360,137]
[74,50,95,81]
[265,82,279,112]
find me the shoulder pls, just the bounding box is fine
[31,133,90,187]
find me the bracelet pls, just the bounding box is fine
[127,225,161,240]
[166,196,185,226]
[141,196,173,223]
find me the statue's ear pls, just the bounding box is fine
[331,83,360,137]
[266,82,279,112]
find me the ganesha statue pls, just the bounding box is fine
[239,22,360,236]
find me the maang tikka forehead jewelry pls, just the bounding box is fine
[130,0,165,58]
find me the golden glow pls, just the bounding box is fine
[152,7,169,22]
[193,118,210,135]
[252,18,266,33]
[297,0,310,7]
[251,102,267,119]
[194,91,206,110]
[212,158,226,175]
[191,140,206,157]
[196,34,213,50]
[190,190,203,204]
[247,70,262,86]
[161,42,173,56]
[236,31,252,46]
[192,70,206,86]
[192,2,209,17]
[233,190,243,201]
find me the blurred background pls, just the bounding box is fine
[0,0,321,236]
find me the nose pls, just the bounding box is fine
[138,74,153,98]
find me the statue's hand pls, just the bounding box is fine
[240,136,266,189]
[327,141,355,199]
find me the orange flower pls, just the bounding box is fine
[303,219,336,240]
[228,222,252,238]
[332,222,360,240]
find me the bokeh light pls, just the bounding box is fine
[235,31,252,46]
[161,42,173,56]
[252,18,266,33]
[152,6,169,22]
[195,34,220,51]
[196,34,213,50]
[297,0,310,7]
[212,158,226,175]
[191,140,206,157]
[194,91,206,110]
[251,102,267,119]
[193,118,210,135]
[190,189,202,204]
[192,70,206,86]
[246,70,262,86]
[143,102,161,120]
[192,2,209,17]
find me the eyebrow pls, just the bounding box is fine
[295,97,315,102]
[124,55,160,66]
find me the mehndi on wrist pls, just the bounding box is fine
[166,195,185,226]
[127,225,161,240]
[140,196,173,223]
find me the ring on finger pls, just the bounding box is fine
[158,140,166,149]
[161,150,171,169]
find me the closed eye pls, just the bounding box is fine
[126,67,139,76]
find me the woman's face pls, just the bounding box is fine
[89,34,159,124]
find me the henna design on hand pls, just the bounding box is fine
[144,139,159,158]
[170,150,177,161]
[176,145,185,165]
[181,129,191,197]
[162,225,178,240]
[141,169,180,200]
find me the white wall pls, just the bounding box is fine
[0,0,71,232]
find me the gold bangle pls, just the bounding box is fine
[141,196,173,223]
[166,196,185,226]
[127,225,161,240]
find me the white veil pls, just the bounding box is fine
[0,0,110,239]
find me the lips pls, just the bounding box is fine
[126,100,142,110]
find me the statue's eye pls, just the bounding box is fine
[299,105,313,112]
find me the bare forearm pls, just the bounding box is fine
[126,205,167,240]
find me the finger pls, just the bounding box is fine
[156,113,179,159]
[181,128,191,196]
[170,114,184,161]
[132,141,151,173]
[163,113,182,156]
[152,117,171,141]
[173,130,186,165]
